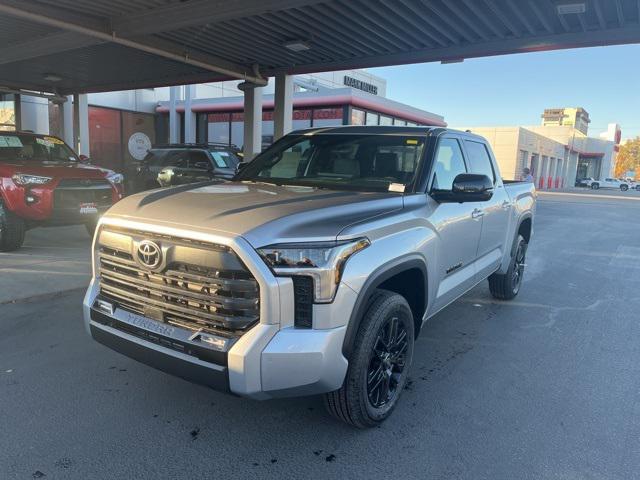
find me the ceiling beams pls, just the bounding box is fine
[0,0,638,94]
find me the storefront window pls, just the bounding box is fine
[379,115,393,126]
[293,109,312,131]
[313,107,343,127]
[393,118,407,126]
[351,108,365,125]
[0,94,16,131]
[231,112,244,148]
[365,112,379,125]
[208,113,230,144]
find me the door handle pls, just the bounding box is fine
[501,200,511,209]
[472,208,484,219]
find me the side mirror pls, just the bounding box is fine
[236,162,249,173]
[79,154,91,164]
[432,173,494,203]
[194,161,212,171]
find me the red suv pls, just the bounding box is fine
[0,131,122,251]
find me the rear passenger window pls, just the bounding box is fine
[431,138,467,191]
[464,141,495,183]
[188,150,210,168]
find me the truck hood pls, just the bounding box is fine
[0,160,109,179]
[105,181,403,246]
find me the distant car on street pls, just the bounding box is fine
[128,143,241,193]
[585,177,630,191]
[575,177,590,187]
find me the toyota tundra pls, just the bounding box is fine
[83,126,535,428]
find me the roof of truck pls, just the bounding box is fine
[291,125,488,141]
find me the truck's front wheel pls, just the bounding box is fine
[324,290,414,428]
[0,202,26,252]
[488,234,527,300]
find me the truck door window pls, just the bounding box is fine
[431,138,467,191]
[188,150,210,169]
[464,140,496,183]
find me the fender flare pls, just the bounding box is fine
[510,214,533,257]
[341,255,428,359]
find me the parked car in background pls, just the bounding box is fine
[585,177,629,191]
[0,131,122,251]
[575,177,591,187]
[127,143,241,193]
[620,178,640,191]
[84,126,536,428]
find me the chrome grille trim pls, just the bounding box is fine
[97,227,260,337]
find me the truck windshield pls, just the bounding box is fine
[236,134,426,192]
[0,133,78,163]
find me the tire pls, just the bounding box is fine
[488,234,527,301]
[0,201,26,252]
[636,185,640,191]
[621,185,629,191]
[324,290,414,428]
[591,183,599,190]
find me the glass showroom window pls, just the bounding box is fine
[351,108,365,125]
[313,108,343,127]
[0,94,16,131]
[379,115,393,126]
[208,113,231,144]
[366,112,379,125]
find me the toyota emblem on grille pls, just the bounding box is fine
[137,240,162,269]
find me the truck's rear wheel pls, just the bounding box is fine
[488,234,527,300]
[324,290,414,428]
[0,202,26,252]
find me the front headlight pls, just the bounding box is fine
[258,238,370,303]
[106,172,124,184]
[12,174,52,186]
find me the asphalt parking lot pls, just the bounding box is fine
[1,190,639,480]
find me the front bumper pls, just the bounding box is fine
[83,219,356,399]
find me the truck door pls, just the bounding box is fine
[428,137,484,312]
[463,139,511,281]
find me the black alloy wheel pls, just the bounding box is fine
[324,290,415,428]
[367,315,409,408]
[511,240,527,295]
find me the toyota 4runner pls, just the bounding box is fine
[0,131,123,251]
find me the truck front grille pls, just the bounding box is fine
[97,228,260,338]
[54,178,113,209]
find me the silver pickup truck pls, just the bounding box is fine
[84,126,535,428]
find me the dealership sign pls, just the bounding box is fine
[128,132,151,160]
[343,76,378,95]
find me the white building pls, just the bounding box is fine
[464,118,621,188]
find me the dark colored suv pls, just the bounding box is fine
[128,143,241,193]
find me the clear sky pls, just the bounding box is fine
[369,43,640,140]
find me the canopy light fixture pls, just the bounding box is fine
[43,73,62,82]
[441,58,464,64]
[284,40,311,52]
[556,2,586,15]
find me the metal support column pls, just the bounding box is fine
[240,82,263,161]
[62,95,73,146]
[184,85,196,144]
[169,86,180,143]
[274,73,293,140]
[73,93,90,156]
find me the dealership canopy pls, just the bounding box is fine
[1,0,640,95]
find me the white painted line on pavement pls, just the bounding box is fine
[538,191,640,201]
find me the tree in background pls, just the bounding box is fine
[614,137,640,179]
